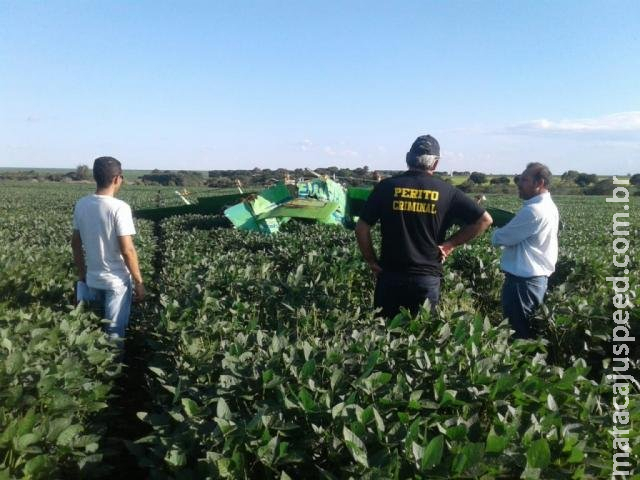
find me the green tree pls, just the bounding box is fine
[468,172,487,184]
[490,176,510,185]
[561,170,580,182]
[574,173,598,187]
[75,164,91,181]
[585,179,614,195]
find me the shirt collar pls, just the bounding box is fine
[405,169,432,177]
[524,191,550,205]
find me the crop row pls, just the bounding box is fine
[131,207,638,479]
[1,184,638,478]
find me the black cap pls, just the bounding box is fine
[409,135,440,158]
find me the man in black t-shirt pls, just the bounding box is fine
[355,135,493,318]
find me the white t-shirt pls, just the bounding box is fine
[491,192,559,277]
[73,194,136,289]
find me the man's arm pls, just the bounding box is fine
[439,211,493,261]
[71,230,86,281]
[355,219,382,276]
[118,235,145,301]
[491,208,539,247]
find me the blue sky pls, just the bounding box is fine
[1,1,639,175]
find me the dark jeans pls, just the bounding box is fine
[374,271,441,318]
[501,273,548,339]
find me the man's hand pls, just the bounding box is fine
[355,219,383,277]
[438,242,455,263]
[133,282,146,302]
[368,261,383,277]
[439,212,493,263]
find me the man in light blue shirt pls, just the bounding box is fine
[491,163,559,338]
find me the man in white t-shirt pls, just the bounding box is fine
[71,156,145,340]
[491,162,559,339]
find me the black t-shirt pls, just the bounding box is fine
[360,170,485,276]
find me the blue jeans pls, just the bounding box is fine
[501,273,547,339]
[77,280,132,340]
[374,271,441,318]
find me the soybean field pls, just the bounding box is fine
[0,182,638,479]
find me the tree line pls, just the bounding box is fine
[2,166,639,195]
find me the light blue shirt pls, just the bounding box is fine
[491,192,559,277]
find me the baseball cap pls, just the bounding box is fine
[409,135,440,158]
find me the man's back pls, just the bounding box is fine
[73,194,135,289]
[360,171,484,275]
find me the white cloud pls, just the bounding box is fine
[506,111,640,135]
[323,146,336,156]
[323,145,359,158]
[297,139,313,152]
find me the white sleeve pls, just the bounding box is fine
[491,207,540,247]
[115,204,136,237]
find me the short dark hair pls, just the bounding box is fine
[93,156,122,188]
[526,162,552,187]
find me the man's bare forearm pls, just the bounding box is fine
[121,249,143,285]
[71,231,86,280]
[355,220,382,276]
[355,220,376,264]
[444,212,493,248]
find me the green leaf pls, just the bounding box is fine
[372,407,385,433]
[0,419,18,447]
[15,432,41,451]
[520,466,542,480]
[148,366,166,378]
[5,351,24,374]
[527,438,551,469]
[298,388,318,412]
[434,376,445,401]
[165,447,187,467]
[262,370,282,389]
[360,350,381,379]
[215,418,236,436]
[446,424,467,441]
[1,337,12,352]
[217,398,232,420]
[23,455,49,477]
[363,371,393,392]
[567,444,585,463]
[343,426,368,467]
[57,424,83,447]
[388,313,407,330]
[451,442,484,475]
[422,435,444,470]
[300,359,316,380]
[182,398,201,418]
[486,427,509,454]
[257,436,278,466]
[46,417,73,442]
[16,409,37,436]
[491,373,516,398]
[412,442,424,464]
[330,368,343,390]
